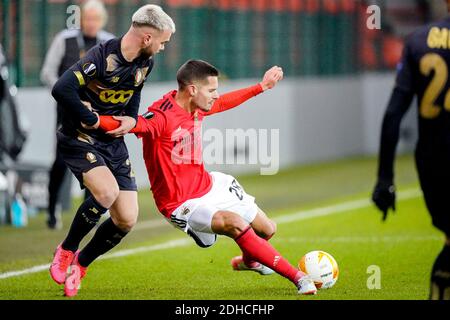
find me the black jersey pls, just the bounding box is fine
[395,16,450,158]
[57,37,153,142]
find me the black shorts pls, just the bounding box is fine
[56,130,137,191]
[415,152,450,236]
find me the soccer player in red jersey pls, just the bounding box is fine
[99,60,317,295]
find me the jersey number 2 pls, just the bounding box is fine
[420,53,450,119]
[229,179,244,201]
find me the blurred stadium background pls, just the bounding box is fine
[0,0,447,300]
[2,0,441,198]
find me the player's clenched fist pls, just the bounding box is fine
[260,66,284,91]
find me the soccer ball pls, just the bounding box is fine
[298,250,339,289]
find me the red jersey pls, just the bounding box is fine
[100,84,263,217]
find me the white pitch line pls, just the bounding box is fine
[273,235,442,244]
[273,188,422,224]
[0,239,192,280]
[0,188,422,280]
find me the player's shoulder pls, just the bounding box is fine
[406,17,450,50]
[87,37,119,64]
[148,91,177,114]
[99,37,120,53]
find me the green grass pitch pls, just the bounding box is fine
[0,155,444,299]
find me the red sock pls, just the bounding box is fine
[235,227,303,284]
[242,232,273,267]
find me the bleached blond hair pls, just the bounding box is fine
[131,4,175,33]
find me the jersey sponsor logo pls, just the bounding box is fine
[99,89,134,104]
[82,62,97,77]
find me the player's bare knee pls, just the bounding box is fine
[269,220,277,236]
[93,186,119,208]
[262,223,276,240]
[254,219,276,239]
[112,216,137,232]
[212,211,248,238]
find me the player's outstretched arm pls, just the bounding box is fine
[99,115,145,133]
[100,111,165,138]
[205,66,284,115]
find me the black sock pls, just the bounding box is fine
[432,244,450,274]
[430,244,450,300]
[61,196,108,252]
[78,218,128,267]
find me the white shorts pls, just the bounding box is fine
[168,171,258,248]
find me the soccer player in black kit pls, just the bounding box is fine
[372,1,450,300]
[40,0,114,230]
[49,4,175,297]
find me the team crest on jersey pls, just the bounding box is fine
[82,62,97,77]
[134,67,149,86]
[86,152,97,163]
[134,69,144,86]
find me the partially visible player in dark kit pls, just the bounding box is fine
[372,0,450,300]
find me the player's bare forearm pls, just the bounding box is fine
[104,116,137,137]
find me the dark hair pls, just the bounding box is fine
[176,60,219,89]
